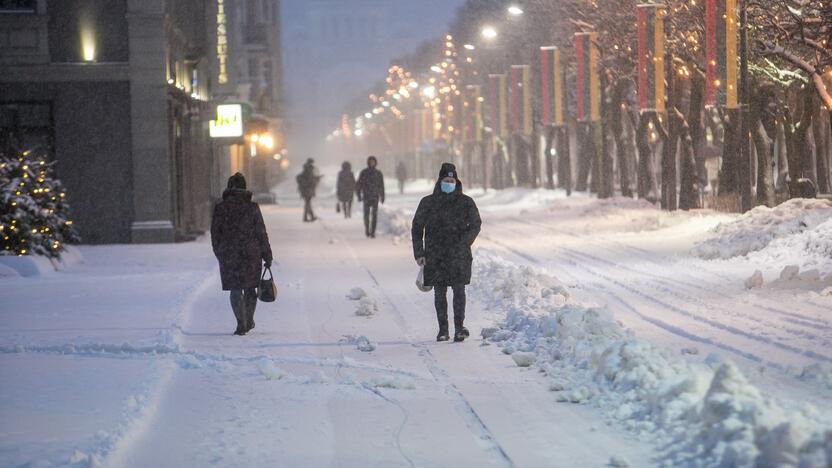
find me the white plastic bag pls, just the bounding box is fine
[416,265,432,292]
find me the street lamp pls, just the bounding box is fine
[464,44,476,50]
[507,5,524,16]
[481,26,498,40]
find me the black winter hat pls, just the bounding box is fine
[438,162,458,181]
[227,172,247,190]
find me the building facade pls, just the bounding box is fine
[1,0,221,243]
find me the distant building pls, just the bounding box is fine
[0,0,219,243]
[213,0,285,201]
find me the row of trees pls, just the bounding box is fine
[331,0,831,211]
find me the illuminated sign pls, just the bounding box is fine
[210,104,243,138]
[217,0,228,84]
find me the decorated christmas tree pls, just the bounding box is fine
[0,145,80,258]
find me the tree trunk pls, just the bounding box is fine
[718,109,740,195]
[813,100,829,193]
[661,72,681,211]
[749,83,775,207]
[636,113,656,200]
[544,126,555,189]
[556,126,572,195]
[576,123,593,191]
[679,71,705,209]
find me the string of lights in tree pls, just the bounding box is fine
[0,148,79,257]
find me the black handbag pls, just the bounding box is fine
[258,267,277,302]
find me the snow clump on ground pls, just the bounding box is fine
[470,249,832,467]
[691,198,832,261]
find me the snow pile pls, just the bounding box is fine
[471,250,832,467]
[691,198,832,260]
[743,265,832,291]
[346,287,367,300]
[365,375,415,390]
[341,335,376,352]
[354,297,378,317]
[752,217,832,275]
[376,205,411,239]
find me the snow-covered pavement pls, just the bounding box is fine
[2,178,831,467]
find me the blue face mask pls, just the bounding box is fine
[440,181,456,193]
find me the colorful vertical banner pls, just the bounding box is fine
[540,46,566,126]
[636,4,666,112]
[574,32,600,122]
[705,0,738,107]
[509,65,531,135]
[488,74,508,139]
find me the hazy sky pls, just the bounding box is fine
[281,0,465,159]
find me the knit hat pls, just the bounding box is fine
[227,172,247,190]
[438,162,458,181]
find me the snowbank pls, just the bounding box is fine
[376,205,412,239]
[471,250,832,467]
[691,199,832,260]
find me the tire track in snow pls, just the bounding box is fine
[321,220,516,468]
[493,222,832,350]
[515,217,832,326]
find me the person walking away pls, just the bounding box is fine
[211,173,273,335]
[356,155,385,237]
[395,160,408,194]
[297,158,321,222]
[411,163,481,342]
[336,161,356,218]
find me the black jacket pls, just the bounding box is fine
[336,169,356,202]
[211,189,273,290]
[296,166,320,199]
[356,167,385,203]
[411,181,481,287]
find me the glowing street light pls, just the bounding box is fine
[507,5,524,16]
[463,44,476,50]
[421,85,437,99]
[481,26,498,40]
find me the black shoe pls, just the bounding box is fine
[247,319,255,332]
[234,324,247,336]
[437,330,450,342]
[453,328,468,342]
[370,233,376,238]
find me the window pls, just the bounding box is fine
[0,102,55,163]
[249,58,259,80]
[0,0,35,13]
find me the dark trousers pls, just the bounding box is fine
[434,284,466,331]
[363,199,379,236]
[340,200,352,218]
[303,196,315,221]
[230,287,257,330]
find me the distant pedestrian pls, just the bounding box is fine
[336,161,356,218]
[356,155,385,238]
[395,160,408,194]
[211,173,273,336]
[296,158,321,222]
[411,163,481,342]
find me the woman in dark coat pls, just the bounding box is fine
[297,159,321,222]
[411,163,481,342]
[211,173,273,335]
[336,161,356,218]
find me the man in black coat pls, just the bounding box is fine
[211,173,273,335]
[411,163,482,342]
[296,158,321,222]
[356,155,385,238]
[336,161,356,218]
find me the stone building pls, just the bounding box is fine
[0,0,220,243]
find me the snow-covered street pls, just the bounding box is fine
[2,179,831,467]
